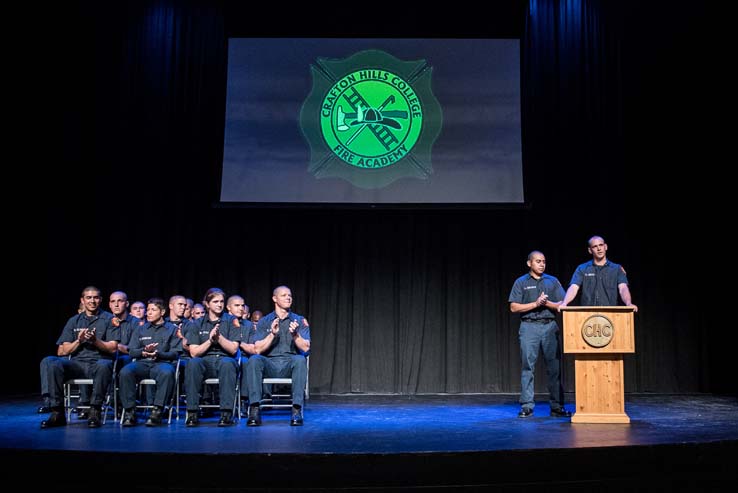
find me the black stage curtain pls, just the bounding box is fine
[28,1,730,397]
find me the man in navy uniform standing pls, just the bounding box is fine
[509,252,570,419]
[559,236,638,311]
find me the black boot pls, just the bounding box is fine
[218,410,234,427]
[146,406,163,426]
[185,411,199,427]
[38,397,51,414]
[290,405,303,426]
[246,405,261,426]
[87,407,102,428]
[41,408,67,429]
[122,409,137,427]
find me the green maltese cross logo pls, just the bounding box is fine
[300,50,442,189]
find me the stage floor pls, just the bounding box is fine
[1,393,736,490]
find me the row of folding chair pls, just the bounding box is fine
[63,355,309,424]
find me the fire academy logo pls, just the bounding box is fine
[300,50,442,189]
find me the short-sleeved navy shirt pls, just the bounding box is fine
[167,317,193,357]
[254,311,311,357]
[183,313,242,356]
[56,311,120,362]
[569,260,628,306]
[241,320,259,346]
[166,317,193,338]
[508,273,565,322]
[117,314,139,346]
[128,321,182,361]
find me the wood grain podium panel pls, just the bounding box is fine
[572,354,629,423]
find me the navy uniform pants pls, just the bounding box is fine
[519,320,564,411]
[184,355,238,412]
[40,356,114,408]
[245,354,307,407]
[118,360,176,409]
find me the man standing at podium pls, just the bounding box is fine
[509,251,571,418]
[559,235,638,311]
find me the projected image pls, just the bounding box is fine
[221,38,523,205]
[300,49,442,190]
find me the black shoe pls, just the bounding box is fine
[518,407,533,418]
[122,410,137,427]
[550,407,572,418]
[246,406,261,427]
[290,407,303,426]
[218,410,234,427]
[87,408,102,428]
[41,411,67,429]
[146,407,163,427]
[37,405,51,414]
[77,408,90,420]
[185,412,199,427]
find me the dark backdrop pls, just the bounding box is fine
[24,1,730,397]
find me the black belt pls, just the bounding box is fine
[522,319,554,324]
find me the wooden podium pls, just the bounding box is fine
[561,306,635,423]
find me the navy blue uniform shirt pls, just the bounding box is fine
[183,313,242,356]
[569,260,628,306]
[241,320,259,346]
[255,311,311,357]
[128,321,182,361]
[56,311,120,362]
[508,273,565,321]
[116,314,139,346]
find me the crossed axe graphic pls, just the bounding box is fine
[337,95,409,145]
